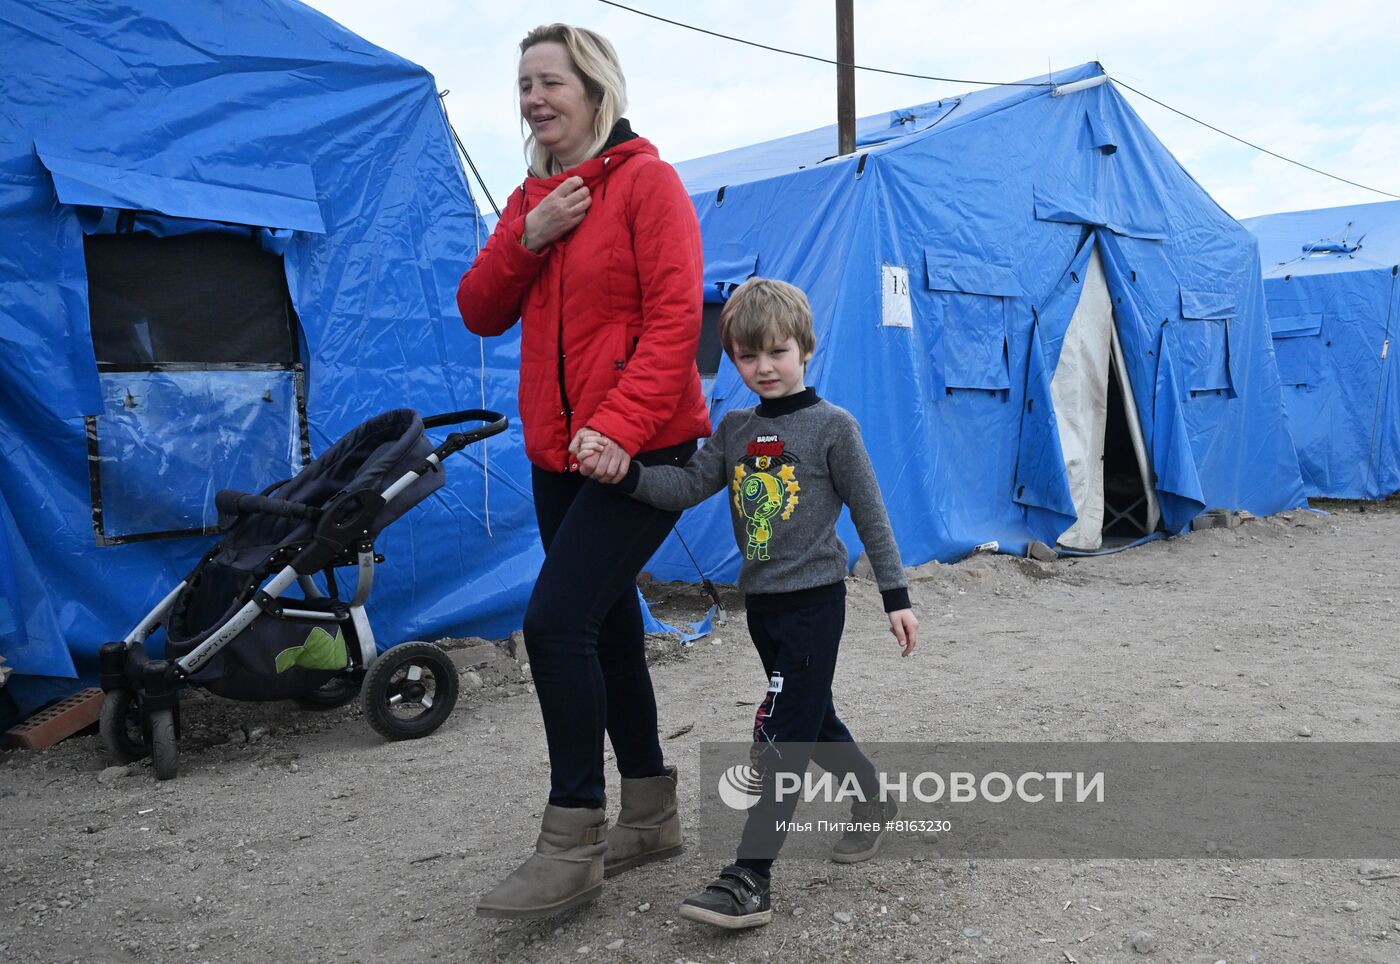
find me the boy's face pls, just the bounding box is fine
[732,336,812,401]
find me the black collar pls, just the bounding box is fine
[601,118,637,152]
[757,387,820,418]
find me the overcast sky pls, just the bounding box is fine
[301,0,1400,221]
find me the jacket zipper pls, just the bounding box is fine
[556,246,572,470]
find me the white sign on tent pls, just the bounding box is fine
[881,263,912,328]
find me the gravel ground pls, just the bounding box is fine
[3,500,1399,963]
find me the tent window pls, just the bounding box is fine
[1178,319,1234,396]
[697,302,725,377]
[82,230,309,545]
[923,248,1018,393]
[935,293,1011,391]
[698,280,740,405]
[698,261,755,405]
[1266,303,1323,389]
[85,233,297,369]
[1272,330,1322,389]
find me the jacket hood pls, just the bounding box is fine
[523,133,658,198]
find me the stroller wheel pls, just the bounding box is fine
[99,689,150,764]
[294,675,362,711]
[149,708,179,781]
[361,642,459,741]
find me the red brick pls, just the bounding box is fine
[4,687,104,749]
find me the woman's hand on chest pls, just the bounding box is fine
[523,176,591,251]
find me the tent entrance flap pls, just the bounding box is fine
[1050,247,1158,551]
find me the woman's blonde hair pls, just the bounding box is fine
[519,24,628,178]
[719,278,817,359]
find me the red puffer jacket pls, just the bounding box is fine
[457,136,710,472]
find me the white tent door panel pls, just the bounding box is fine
[1049,247,1158,550]
[1051,249,1113,550]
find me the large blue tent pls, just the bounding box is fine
[0,0,542,717]
[639,63,1307,583]
[1241,200,1400,499]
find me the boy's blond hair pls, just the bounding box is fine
[719,278,816,359]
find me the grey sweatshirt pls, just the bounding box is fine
[622,389,910,611]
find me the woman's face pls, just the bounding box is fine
[519,42,597,170]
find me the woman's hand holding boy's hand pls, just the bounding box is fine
[570,427,630,484]
[888,609,918,657]
[570,427,604,460]
[522,176,590,251]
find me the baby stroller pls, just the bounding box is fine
[98,408,507,780]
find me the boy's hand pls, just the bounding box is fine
[888,609,917,657]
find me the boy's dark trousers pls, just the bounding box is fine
[735,584,880,876]
[525,456,686,809]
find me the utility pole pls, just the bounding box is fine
[836,0,854,155]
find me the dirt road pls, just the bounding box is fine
[3,501,1399,963]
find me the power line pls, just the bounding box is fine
[600,0,1400,202]
[595,0,1050,87]
[1113,79,1400,201]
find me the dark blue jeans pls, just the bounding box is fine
[526,449,689,808]
[736,587,879,876]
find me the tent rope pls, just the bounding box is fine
[438,89,498,536]
[438,90,501,217]
[1113,80,1400,201]
[670,524,726,616]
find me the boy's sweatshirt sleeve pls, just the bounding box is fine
[619,415,732,511]
[827,411,911,613]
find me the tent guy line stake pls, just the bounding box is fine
[672,527,725,615]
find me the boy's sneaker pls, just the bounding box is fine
[831,797,898,863]
[677,864,772,929]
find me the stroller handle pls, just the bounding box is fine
[422,409,509,450]
[215,489,321,525]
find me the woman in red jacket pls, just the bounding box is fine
[458,23,710,919]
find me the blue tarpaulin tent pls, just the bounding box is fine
[638,63,1307,583]
[1241,201,1400,499]
[0,0,543,716]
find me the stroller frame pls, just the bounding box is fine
[98,409,507,779]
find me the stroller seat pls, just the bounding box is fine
[98,407,507,779]
[168,409,445,700]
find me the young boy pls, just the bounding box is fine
[575,277,917,930]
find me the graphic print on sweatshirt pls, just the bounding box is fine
[732,434,801,561]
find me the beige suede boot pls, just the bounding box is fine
[603,765,683,878]
[475,804,608,919]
